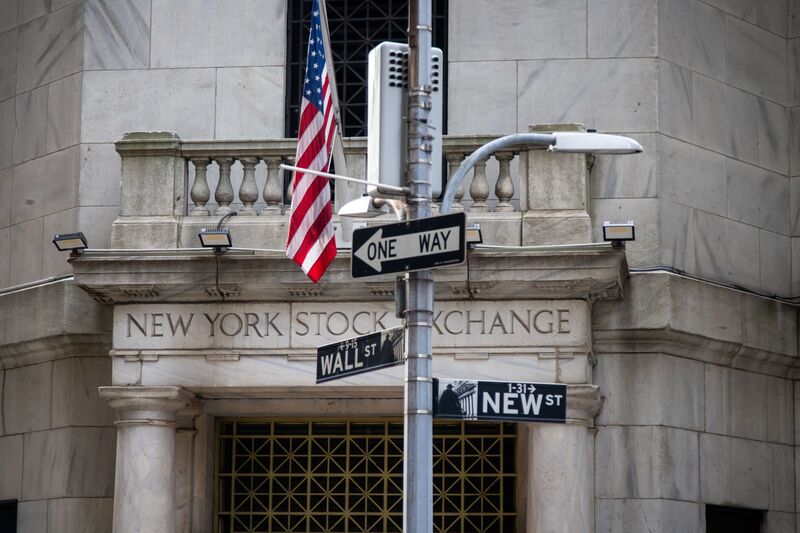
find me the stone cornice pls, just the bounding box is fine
[565,384,602,424]
[0,333,111,370]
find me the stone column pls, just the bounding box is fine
[526,384,602,533]
[99,386,195,533]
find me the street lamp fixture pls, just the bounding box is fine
[52,232,88,254]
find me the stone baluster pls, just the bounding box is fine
[238,157,259,216]
[445,152,465,212]
[189,157,211,216]
[494,151,515,212]
[262,157,283,214]
[214,157,234,216]
[468,157,489,212]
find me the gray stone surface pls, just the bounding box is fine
[771,444,795,511]
[727,159,789,234]
[84,0,151,70]
[742,296,797,355]
[10,217,43,285]
[47,498,114,533]
[658,61,693,141]
[591,198,660,266]
[18,0,50,26]
[0,98,12,169]
[16,3,83,93]
[150,0,285,68]
[518,59,657,132]
[448,61,517,135]
[659,0,725,79]
[0,434,23,499]
[705,364,766,440]
[590,133,656,199]
[694,209,760,290]
[756,0,787,36]
[12,85,48,164]
[0,167,10,227]
[791,108,800,176]
[660,200,696,272]
[17,500,47,533]
[791,38,800,106]
[78,143,121,206]
[22,427,116,500]
[12,146,80,224]
[52,357,115,427]
[449,0,586,61]
[47,72,82,152]
[0,228,9,287]
[693,73,759,163]
[3,361,52,433]
[595,499,700,533]
[588,0,657,58]
[760,230,792,296]
[792,177,800,236]
[215,67,285,139]
[726,15,788,104]
[659,135,726,215]
[595,353,705,429]
[791,0,800,38]
[595,425,698,499]
[0,28,16,102]
[764,512,795,533]
[700,432,771,508]
[0,0,16,33]
[793,238,800,295]
[82,69,216,142]
[705,0,756,21]
[758,99,789,175]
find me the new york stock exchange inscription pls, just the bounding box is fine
[112,300,589,352]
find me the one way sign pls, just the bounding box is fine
[351,213,466,278]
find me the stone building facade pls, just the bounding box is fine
[0,0,798,532]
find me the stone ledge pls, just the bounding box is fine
[0,334,111,370]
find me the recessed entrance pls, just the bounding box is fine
[215,419,517,532]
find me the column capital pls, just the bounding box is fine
[99,386,196,425]
[566,384,602,425]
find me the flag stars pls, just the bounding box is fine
[313,63,319,69]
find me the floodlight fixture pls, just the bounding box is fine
[465,224,483,249]
[198,228,232,251]
[52,232,88,254]
[602,221,635,246]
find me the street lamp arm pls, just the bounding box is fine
[440,133,556,214]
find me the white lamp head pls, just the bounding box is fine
[338,195,386,218]
[550,131,643,154]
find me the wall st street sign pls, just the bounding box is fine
[433,378,567,423]
[316,326,405,383]
[351,213,466,278]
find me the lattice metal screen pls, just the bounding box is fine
[286,0,448,138]
[215,419,517,533]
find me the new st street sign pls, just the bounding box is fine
[433,378,567,423]
[351,213,466,278]
[316,327,405,383]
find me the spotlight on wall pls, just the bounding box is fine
[198,228,233,251]
[602,221,635,246]
[465,224,483,249]
[52,232,88,254]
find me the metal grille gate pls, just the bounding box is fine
[215,419,516,532]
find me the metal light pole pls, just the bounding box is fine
[404,0,434,531]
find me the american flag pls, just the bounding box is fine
[286,0,338,282]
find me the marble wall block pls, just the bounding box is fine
[447,61,517,135]
[595,425,699,500]
[700,433,771,508]
[47,72,81,152]
[150,0,285,68]
[12,86,48,164]
[591,198,660,266]
[216,67,285,139]
[790,39,800,106]
[590,133,656,199]
[0,167,10,227]
[792,108,800,176]
[22,427,116,500]
[694,209,760,289]
[726,15,788,104]
[518,59,657,133]
[47,498,114,533]
[741,295,797,355]
[659,0,725,80]
[758,99,790,175]
[592,271,671,331]
[595,499,700,533]
[3,361,52,433]
[53,0,81,10]
[52,357,115,428]
[0,228,10,288]
[705,364,766,440]
[0,98,12,169]
[16,3,83,93]
[17,500,47,533]
[658,60,693,142]
[771,444,795,511]
[792,177,800,235]
[793,238,800,295]
[659,135,726,215]
[12,146,80,224]
[449,0,586,62]
[705,0,756,21]
[18,0,50,26]
[0,434,23,500]
[759,230,792,296]
[82,69,215,143]
[668,274,744,340]
[693,74,759,163]
[84,0,150,70]
[0,0,16,33]
[10,217,43,285]
[660,200,697,272]
[727,159,789,234]
[588,0,657,58]
[764,512,795,533]
[756,0,788,36]
[0,28,17,102]
[78,143,120,207]
[594,353,705,429]
[791,0,800,38]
